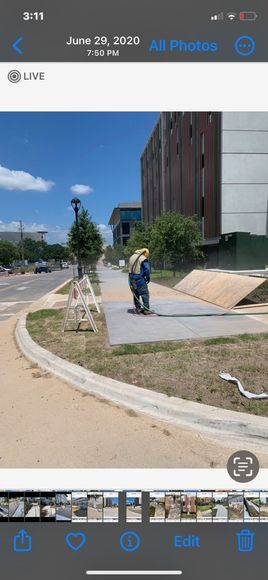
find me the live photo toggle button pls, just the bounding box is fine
[13,530,32,553]
[174,535,200,549]
[7,70,46,84]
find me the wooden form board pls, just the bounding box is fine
[174,269,266,309]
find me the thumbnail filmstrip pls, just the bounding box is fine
[1,490,268,523]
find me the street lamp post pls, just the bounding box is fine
[71,197,83,280]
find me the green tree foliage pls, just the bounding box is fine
[68,207,103,269]
[124,222,152,259]
[23,239,68,262]
[104,244,125,265]
[0,240,19,265]
[43,244,69,261]
[23,238,46,262]
[150,212,203,273]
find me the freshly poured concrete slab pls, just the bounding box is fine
[103,299,268,346]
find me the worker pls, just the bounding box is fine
[128,248,153,314]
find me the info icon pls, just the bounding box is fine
[227,451,259,483]
[120,531,141,553]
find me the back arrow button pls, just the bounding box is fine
[12,36,24,55]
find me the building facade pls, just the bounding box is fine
[108,202,142,246]
[141,112,221,242]
[0,231,41,244]
[141,112,268,251]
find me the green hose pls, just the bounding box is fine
[128,277,268,318]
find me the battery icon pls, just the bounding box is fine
[239,11,258,21]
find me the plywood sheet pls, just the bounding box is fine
[174,270,265,309]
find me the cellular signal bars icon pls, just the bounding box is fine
[211,12,224,21]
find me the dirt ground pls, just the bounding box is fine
[27,307,268,418]
[1,314,255,468]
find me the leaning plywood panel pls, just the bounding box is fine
[174,270,265,309]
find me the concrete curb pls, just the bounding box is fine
[16,313,268,451]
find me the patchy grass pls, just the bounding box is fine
[28,309,60,321]
[151,269,187,288]
[56,275,100,296]
[27,308,268,417]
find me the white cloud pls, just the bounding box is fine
[0,164,54,192]
[70,184,93,195]
[98,223,113,244]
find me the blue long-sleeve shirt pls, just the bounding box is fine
[140,259,150,282]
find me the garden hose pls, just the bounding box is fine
[128,277,268,318]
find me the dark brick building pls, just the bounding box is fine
[141,112,221,243]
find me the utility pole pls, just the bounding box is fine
[19,220,25,265]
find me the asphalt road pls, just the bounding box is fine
[0,269,72,320]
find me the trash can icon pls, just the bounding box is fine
[236,529,255,552]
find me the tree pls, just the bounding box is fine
[124,222,152,259]
[43,244,69,261]
[104,244,125,265]
[150,212,203,274]
[23,238,46,262]
[67,207,103,270]
[0,240,19,265]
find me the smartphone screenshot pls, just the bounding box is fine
[0,1,267,578]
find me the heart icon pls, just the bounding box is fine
[66,532,86,551]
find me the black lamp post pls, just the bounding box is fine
[71,197,83,280]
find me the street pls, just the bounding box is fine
[0,269,72,320]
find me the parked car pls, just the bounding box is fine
[0,265,13,275]
[61,261,69,269]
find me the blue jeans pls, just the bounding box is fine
[129,275,150,310]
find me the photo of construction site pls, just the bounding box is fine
[1,111,268,469]
[71,492,88,522]
[25,495,41,520]
[103,493,119,522]
[197,492,213,521]
[0,495,9,520]
[212,493,229,521]
[150,492,166,521]
[165,493,181,521]
[40,494,56,520]
[181,493,197,521]
[126,492,142,522]
[55,493,72,522]
[228,493,244,521]
[88,492,103,521]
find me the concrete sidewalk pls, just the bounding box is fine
[99,267,268,345]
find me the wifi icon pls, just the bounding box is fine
[227,12,237,20]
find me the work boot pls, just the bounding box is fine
[143,309,155,315]
[134,307,143,315]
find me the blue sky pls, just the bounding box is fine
[0,112,158,244]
